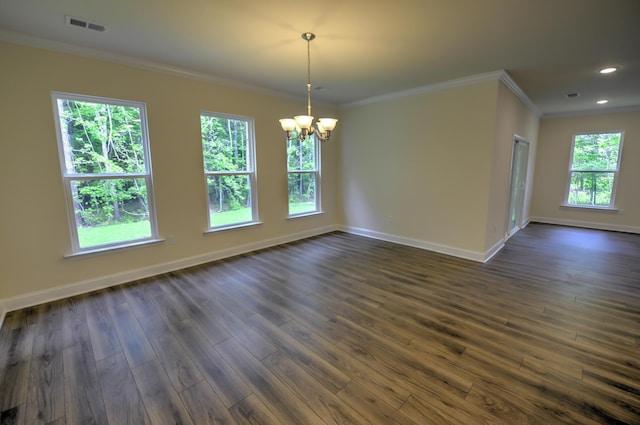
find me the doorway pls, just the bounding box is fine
[506,137,529,239]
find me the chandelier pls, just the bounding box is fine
[279,32,338,143]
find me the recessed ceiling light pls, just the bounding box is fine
[599,67,617,74]
[596,99,609,104]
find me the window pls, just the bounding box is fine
[200,112,257,229]
[52,93,158,252]
[566,132,623,208]
[287,133,320,216]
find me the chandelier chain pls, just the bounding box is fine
[306,35,312,116]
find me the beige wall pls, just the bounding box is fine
[340,80,503,256]
[531,110,640,232]
[485,82,539,250]
[0,41,339,304]
[0,40,563,313]
[339,77,540,258]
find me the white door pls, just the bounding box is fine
[507,138,529,238]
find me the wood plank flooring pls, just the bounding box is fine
[1,223,639,424]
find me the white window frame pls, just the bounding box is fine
[51,92,159,254]
[200,111,258,231]
[287,133,321,217]
[564,131,624,209]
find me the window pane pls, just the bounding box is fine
[53,93,157,252]
[201,115,248,172]
[200,111,257,231]
[287,135,316,171]
[71,178,152,248]
[572,133,621,170]
[56,99,146,174]
[288,173,317,214]
[207,175,252,227]
[568,171,615,206]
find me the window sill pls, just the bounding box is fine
[65,238,164,258]
[288,211,324,220]
[204,221,263,234]
[561,204,618,212]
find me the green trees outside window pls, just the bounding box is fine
[287,133,320,215]
[200,113,257,228]
[566,132,623,207]
[53,93,157,251]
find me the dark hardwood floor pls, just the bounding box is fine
[1,223,639,424]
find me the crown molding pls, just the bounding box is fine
[341,70,543,119]
[341,71,506,109]
[498,71,542,117]
[0,29,324,105]
[1,29,544,116]
[542,104,640,119]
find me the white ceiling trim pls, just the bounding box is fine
[0,29,315,105]
[1,29,540,116]
[341,69,542,119]
[499,72,542,118]
[542,104,640,119]
[341,71,506,109]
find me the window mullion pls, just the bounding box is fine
[205,171,251,176]
[570,169,617,173]
[64,172,148,180]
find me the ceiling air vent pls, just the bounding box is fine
[65,15,106,32]
[566,92,580,98]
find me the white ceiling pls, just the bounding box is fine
[1,0,639,116]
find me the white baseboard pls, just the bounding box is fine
[338,225,502,263]
[0,225,338,319]
[530,217,640,234]
[484,238,506,262]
